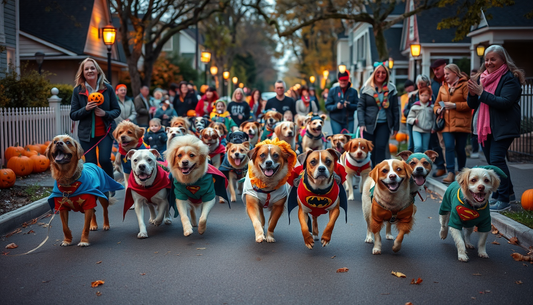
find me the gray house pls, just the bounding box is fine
[0,0,20,78]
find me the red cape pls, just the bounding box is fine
[209,144,226,159]
[123,166,171,219]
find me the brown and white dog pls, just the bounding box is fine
[397,150,438,199]
[45,135,123,247]
[361,159,414,254]
[170,116,192,130]
[340,138,374,199]
[274,121,298,152]
[166,126,188,147]
[260,111,283,141]
[439,167,501,262]
[301,114,327,152]
[113,121,146,188]
[327,134,351,155]
[240,121,261,147]
[222,142,250,202]
[200,127,224,168]
[210,122,229,143]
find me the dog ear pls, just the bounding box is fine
[44,140,54,161]
[226,143,233,151]
[75,140,84,160]
[320,114,327,121]
[149,149,160,159]
[369,166,380,183]
[304,116,312,125]
[112,125,121,140]
[487,169,501,191]
[254,122,261,128]
[165,126,171,133]
[242,141,250,149]
[456,168,470,187]
[136,126,145,139]
[126,149,137,160]
[397,150,413,161]
[326,135,333,142]
[247,147,258,161]
[326,148,341,163]
[344,135,351,143]
[343,139,353,152]
[239,121,247,131]
[366,140,374,151]
[274,112,283,122]
[423,150,439,162]
[298,150,312,169]
[402,160,413,179]
[274,124,282,137]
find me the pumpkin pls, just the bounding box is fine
[4,145,25,163]
[0,168,16,188]
[24,144,42,154]
[88,92,105,105]
[521,189,533,211]
[112,146,118,153]
[7,155,34,177]
[39,143,49,153]
[110,153,116,162]
[389,143,398,154]
[395,132,408,142]
[30,153,50,173]
[22,148,39,158]
[186,109,196,117]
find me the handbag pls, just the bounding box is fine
[434,110,445,131]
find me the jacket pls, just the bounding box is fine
[357,83,399,135]
[407,101,435,133]
[155,106,178,127]
[434,76,472,133]
[145,129,168,153]
[134,94,152,126]
[115,97,137,125]
[295,98,318,117]
[325,84,358,123]
[70,83,120,142]
[173,92,198,117]
[467,70,522,141]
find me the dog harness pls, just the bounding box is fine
[119,139,148,174]
[344,153,371,176]
[297,174,339,217]
[369,186,415,233]
[438,181,491,232]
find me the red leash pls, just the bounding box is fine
[82,124,112,157]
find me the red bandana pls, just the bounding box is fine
[345,156,371,176]
[119,138,145,156]
[123,166,171,219]
[209,144,226,159]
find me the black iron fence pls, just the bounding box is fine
[508,78,533,162]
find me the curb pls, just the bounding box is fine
[0,198,50,236]
[426,177,533,249]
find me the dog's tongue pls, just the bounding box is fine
[55,152,66,161]
[473,192,486,202]
[414,176,426,186]
[138,173,150,180]
[264,168,274,177]
[181,167,190,173]
[388,182,399,190]
[234,158,241,166]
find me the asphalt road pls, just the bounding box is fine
[0,189,531,305]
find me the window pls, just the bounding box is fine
[6,47,15,72]
[162,36,173,52]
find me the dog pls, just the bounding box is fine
[240,121,261,147]
[227,131,249,144]
[327,134,351,154]
[166,135,229,236]
[166,126,188,147]
[170,116,191,130]
[209,122,228,145]
[46,135,123,247]
[243,138,297,243]
[361,159,414,254]
[123,149,172,239]
[219,142,250,202]
[439,167,502,262]
[397,150,438,199]
[192,116,210,134]
[200,127,225,168]
[301,113,327,152]
[295,114,307,137]
[274,121,298,153]
[113,121,147,188]
[339,138,374,199]
[260,111,282,141]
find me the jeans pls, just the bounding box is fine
[330,119,354,135]
[442,132,468,173]
[80,135,114,178]
[429,132,445,170]
[406,123,414,152]
[412,131,430,153]
[363,122,390,167]
[481,135,514,203]
[471,134,479,153]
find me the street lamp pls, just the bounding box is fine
[100,24,116,84]
[35,52,45,75]
[223,71,230,98]
[388,57,394,69]
[476,44,486,67]
[232,76,238,85]
[338,64,346,74]
[323,70,329,89]
[239,83,244,88]
[410,43,421,80]
[310,76,316,84]
[210,66,218,89]
[200,51,211,86]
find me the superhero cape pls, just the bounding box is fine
[209,144,226,159]
[119,141,148,174]
[168,164,229,217]
[47,163,124,211]
[123,165,172,219]
[219,154,247,180]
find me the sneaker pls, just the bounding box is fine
[470,152,479,159]
[490,193,515,205]
[490,201,511,212]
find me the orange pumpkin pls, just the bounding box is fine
[30,153,50,173]
[89,92,105,106]
[521,189,533,211]
[395,132,408,142]
[4,145,25,163]
[112,146,118,153]
[389,143,398,154]
[22,148,39,158]
[110,153,116,162]
[39,144,48,153]
[7,155,34,177]
[0,168,16,188]
[186,109,196,117]
[24,144,42,154]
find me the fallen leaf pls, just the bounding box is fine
[91,280,105,288]
[516,280,523,285]
[410,278,423,285]
[140,273,145,276]
[256,257,262,261]
[491,226,499,235]
[196,247,206,250]
[485,290,491,293]
[491,241,500,245]
[117,242,121,244]
[511,253,533,262]
[196,254,202,256]
[1,251,9,256]
[405,302,414,305]
[479,291,485,294]
[473,273,482,276]
[471,297,476,300]
[96,291,102,296]
[336,267,349,273]
[331,255,336,259]
[154,251,158,254]
[428,217,432,219]
[24,230,35,234]
[508,237,519,245]
[42,280,49,283]
[5,243,18,249]
[96,261,102,264]
[391,271,407,278]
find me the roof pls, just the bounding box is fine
[483,1,533,27]
[384,27,407,60]
[416,4,470,43]
[20,0,95,55]
[365,2,406,15]
[183,28,204,45]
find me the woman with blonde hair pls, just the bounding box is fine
[70,57,120,179]
[228,88,251,127]
[467,45,525,211]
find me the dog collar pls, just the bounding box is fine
[302,172,334,195]
[457,188,488,210]
[305,129,323,141]
[58,170,83,189]
[119,138,145,156]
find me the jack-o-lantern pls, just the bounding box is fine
[0,168,16,188]
[89,92,105,106]
[7,155,34,177]
[4,145,25,163]
[30,153,50,173]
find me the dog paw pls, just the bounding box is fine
[219,198,225,204]
[305,242,314,249]
[440,228,448,240]
[392,241,402,253]
[60,241,71,247]
[137,232,148,239]
[183,228,193,236]
[466,243,475,249]
[198,221,206,235]
[90,225,98,231]
[129,205,135,210]
[313,234,319,241]
[321,240,330,247]
[266,233,276,243]
[386,233,394,240]
[372,248,381,255]
[458,254,469,262]
[77,242,90,247]
[478,252,489,259]
[348,195,354,201]
[153,220,162,226]
[103,225,110,231]
[255,234,265,243]
[164,218,172,225]
[364,237,373,243]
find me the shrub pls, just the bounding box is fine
[47,83,74,105]
[0,64,51,108]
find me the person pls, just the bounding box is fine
[152,89,163,109]
[434,64,471,183]
[134,85,153,127]
[168,83,178,100]
[469,69,480,159]
[358,62,399,166]
[467,45,524,211]
[400,79,416,151]
[155,98,177,127]
[265,80,296,117]
[196,87,218,117]
[322,88,329,103]
[325,70,358,135]
[249,89,264,120]
[407,86,435,153]
[431,59,446,101]
[228,88,251,127]
[70,57,120,179]
[210,99,239,132]
[309,87,319,110]
[429,59,448,177]
[295,87,318,117]
[283,110,293,122]
[114,84,137,126]
[145,118,168,156]
[173,81,198,117]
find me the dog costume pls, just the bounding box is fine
[304,114,326,150]
[343,152,371,176]
[118,138,148,174]
[219,155,247,180]
[209,144,226,160]
[369,186,415,234]
[48,163,124,212]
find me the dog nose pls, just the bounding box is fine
[389,173,397,179]
[139,164,146,170]
[56,141,64,146]
[121,135,126,140]
[266,160,273,167]
[415,167,424,173]
[182,160,189,166]
[234,153,240,158]
[478,185,485,191]
[288,131,293,136]
[318,166,326,172]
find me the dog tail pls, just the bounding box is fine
[108,197,118,206]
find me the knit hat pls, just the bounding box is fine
[338,70,350,81]
[404,79,415,88]
[430,59,447,69]
[115,84,127,91]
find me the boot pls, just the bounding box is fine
[432,169,446,178]
[442,172,455,184]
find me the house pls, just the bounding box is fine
[162,28,205,70]
[0,0,20,78]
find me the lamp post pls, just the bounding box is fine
[310,75,316,85]
[35,52,45,75]
[223,71,230,98]
[322,70,329,88]
[388,57,394,69]
[410,43,421,80]
[232,77,238,96]
[338,64,346,74]
[476,44,486,68]
[210,66,218,89]
[200,51,211,86]
[100,24,117,84]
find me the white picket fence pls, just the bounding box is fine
[0,105,78,164]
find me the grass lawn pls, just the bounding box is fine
[502,209,533,229]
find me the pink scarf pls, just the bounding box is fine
[477,64,508,145]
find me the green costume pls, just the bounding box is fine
[173,174,216,203]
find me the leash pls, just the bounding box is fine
[416,185,429,202]
[82,124,112,157]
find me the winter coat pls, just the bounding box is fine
[357,83,399,135]
[195,96,214,117]
[433,76,472,133]
[134,94,152,126]
[173,92,198,117]
[325,84,358,123]
[115,97,137,125]
[295,98,319,117]
[467,70,522,141]
[70,83,120,143]
[155,106,178,127]
[407,101,435,133]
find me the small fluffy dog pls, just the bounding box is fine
[340,138,374,199]
[240,121,260,147]
[200,127,225,168]
[123,149,172,239]
[170,116,191,130]
[397,150,438,198]
[166,126,188,147]
[260,111,282,141]
[166,135,229,236]
[301,113,327,152]
[46,135,123,247]
[219,142,250,202]
[192,116,210,134]
[295,114,307,137]
[274,121,298,152]
[362,159,414,254]
[327,134,351,154]
[243,139,297,243]
[439,167,502,262]
[113,121,147,187]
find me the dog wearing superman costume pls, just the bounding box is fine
[287,149,347,249]
[113,121,148,189]
[439,166,503,262]
[46,135,124,247]
[123,149,173,239]
[166,135,229,237]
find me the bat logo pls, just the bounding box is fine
[456,205,480,221]
[58,181,82,194]
[305,196,333,208]
[186,186,200,194]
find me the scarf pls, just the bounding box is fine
[477,64,508,145]
[448,77,460,94]
[373,85,389,109]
